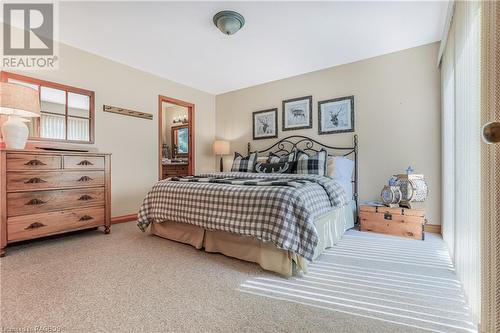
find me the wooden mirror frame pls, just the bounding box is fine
[0,71,95,144]
[171,124,189,158]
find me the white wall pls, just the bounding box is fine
[216,42,442,225]
[4,42,216,216]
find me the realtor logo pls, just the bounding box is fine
[1,2,58,69]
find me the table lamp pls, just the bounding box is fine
[213,140,230,172]
[0,82,41,149]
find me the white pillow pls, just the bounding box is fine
[336,178,353,201]
[327,156,354,180]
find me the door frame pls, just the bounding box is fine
[158,95,195,180]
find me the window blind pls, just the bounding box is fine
[441,0,482,323]
[40,114,89,141]
[441,20,455,259]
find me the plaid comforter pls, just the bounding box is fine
[169,175,312,187]
[137,172,348,260]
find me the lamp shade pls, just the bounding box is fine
[0,82,41,117]
[213,140,230,155]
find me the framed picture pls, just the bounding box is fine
[253,108,278,140]
[318,95,354,135]
[282,95,312,131]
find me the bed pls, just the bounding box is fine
[137,135,358,276]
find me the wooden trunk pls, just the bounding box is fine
[359,205,426,240]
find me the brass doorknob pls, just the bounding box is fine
[482,122,500,144]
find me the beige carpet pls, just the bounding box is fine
[0,222,475,333]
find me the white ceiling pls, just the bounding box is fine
[59,1,448,94]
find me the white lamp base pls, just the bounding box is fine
[1,115,29,149]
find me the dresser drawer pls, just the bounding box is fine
[7,187,105,217]
[64,155,105,169]
[7,207,105,242]
[7,170,105,191]
[164,164,188,170]
[163,164,188,177]
[7,154,61,170]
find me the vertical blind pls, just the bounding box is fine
[40,114,89,141]
[441,0,482,323]
[441,23,455,259]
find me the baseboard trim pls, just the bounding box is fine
[424,224,441,234]
[111,214,136,224]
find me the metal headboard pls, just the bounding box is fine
[248,135,359,224]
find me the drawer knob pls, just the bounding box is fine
[24,159,46,166]
[78,195,94,201]
[77,160,94,166]
[77,176,93,182]
[24,177,47,184]
[25,198,46,205]
[79,215,94,221]
[25,222,46,230]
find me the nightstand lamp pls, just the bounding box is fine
[213,140,230,172]
[0,82,41,149]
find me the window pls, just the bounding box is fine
[0,71,95,144]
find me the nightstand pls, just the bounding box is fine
[359,205,426,240]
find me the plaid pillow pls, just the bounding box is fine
[294,149,328,176]
[231,152,257,172]
[267,151,296,164]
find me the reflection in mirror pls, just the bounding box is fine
[40,86,67,140]
[68,92,90,118]
[68,117,90,141]
[177,127,189,154]
[2,72,95,143]
[40,113,65,139]
[7,78,38,91]
[40,86,66,115]
[7,78,39,137]
[172,125,189,157]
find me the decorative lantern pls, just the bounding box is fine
[381,185,402,207]
[395,173,428,209]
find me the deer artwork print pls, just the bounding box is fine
[253,109,277,139]
[329,105,342,127]
[318,96,354,135]
[259,117,270,134]
[291,108,306,121]
[283,96,312,130]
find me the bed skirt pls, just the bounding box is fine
[150,201,355,277]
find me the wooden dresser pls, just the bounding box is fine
[0,149,111,256]
[162,163,188,179]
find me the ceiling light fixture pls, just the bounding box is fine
[213,11,245,35]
